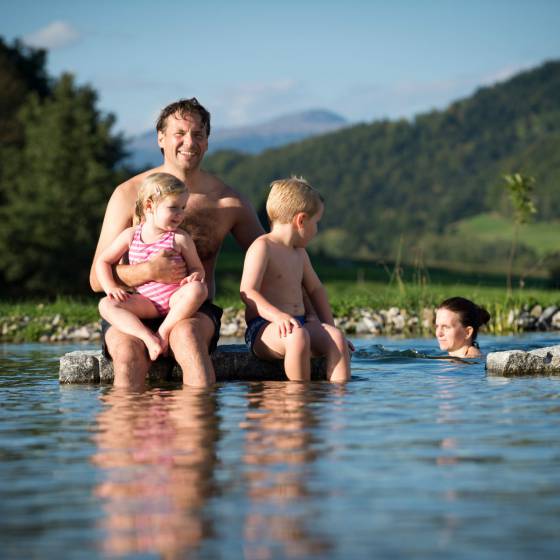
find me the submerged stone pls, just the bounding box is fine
[59,344,326,384]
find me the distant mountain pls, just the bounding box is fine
[209,109,348,154]
[125,109,348,168]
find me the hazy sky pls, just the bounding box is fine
[2,0,559,137]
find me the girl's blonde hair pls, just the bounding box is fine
[134,172,187,223]
[266,176,324,224]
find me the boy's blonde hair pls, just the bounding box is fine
[266,176,324,224]
[135,172,187,223]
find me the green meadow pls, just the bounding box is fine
[454,213,560,256]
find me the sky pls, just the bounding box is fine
[1,0,559,138]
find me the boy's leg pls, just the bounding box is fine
[254,323,311,381]
[99,295,163,361]
[304,321,351,383]
[158,281,208,348]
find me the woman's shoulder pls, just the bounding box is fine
[464,346,482,358]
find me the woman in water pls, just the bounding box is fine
[435,297,491,358]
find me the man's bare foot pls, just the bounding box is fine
[143,333,163,361]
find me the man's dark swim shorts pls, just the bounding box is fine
[101,300,223,359]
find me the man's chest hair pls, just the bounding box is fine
[181,206,230,261]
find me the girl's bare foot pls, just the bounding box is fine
[143,333,163,361]
[157,330,170,357]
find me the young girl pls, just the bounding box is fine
[435,297,491,358]
[96,172,207,360]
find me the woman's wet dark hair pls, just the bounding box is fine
[438,297,491,346]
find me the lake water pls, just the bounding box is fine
[1,333,560,559]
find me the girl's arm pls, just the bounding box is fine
[174,230,205,282]
[95,228,135,297]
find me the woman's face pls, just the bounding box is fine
[435,308,473,353]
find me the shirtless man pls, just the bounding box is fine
[90,98,264,389]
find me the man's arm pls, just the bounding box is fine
[230,194,266,251]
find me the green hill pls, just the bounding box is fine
[205,60,560,269]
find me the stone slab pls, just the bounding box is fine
[486,344,560,376]
[59,344,326,384]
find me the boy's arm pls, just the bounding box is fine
[240,239,301,335]
[174,230,206,281]
[301,251,335,326]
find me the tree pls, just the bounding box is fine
[0,73,126,295]
[502,173,537,294]
[0,38,51,207]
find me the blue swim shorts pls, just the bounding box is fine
[244,315,306,355]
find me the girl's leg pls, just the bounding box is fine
[304,321,351,383]
[254,323,311,381]
[158,281,208,350]
[99,295,163,361]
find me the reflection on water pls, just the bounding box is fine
[1,335,560,559]
[241,382,333,559]
[92,387,220,558]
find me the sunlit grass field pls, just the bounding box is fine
[454,213,560,256]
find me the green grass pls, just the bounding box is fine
[454,213,560,256]
[0,296,101,324]
[0,296,102,341]
[2,248,559,341]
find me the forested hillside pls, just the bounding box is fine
[205,61,560,264]
[1,33,558,296]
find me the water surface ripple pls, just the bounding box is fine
[1,335,559,559]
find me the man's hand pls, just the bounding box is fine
[148,249,187,283]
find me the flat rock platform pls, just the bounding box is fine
[59,344,326,383]
[486,344,560,376]
[59,344,560,383]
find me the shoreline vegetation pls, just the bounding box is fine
[1,291,559,344]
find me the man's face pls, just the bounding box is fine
[157,112,208,172]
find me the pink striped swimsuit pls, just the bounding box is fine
[128,225,184,316]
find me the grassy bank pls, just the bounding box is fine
[1,280,559,342]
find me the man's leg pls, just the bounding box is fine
[169,312,216,387]
[105,326,151,390]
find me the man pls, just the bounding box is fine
[90,98,264,389]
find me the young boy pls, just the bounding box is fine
[240,177,351,383]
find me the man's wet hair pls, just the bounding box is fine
[156,97,211,137]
